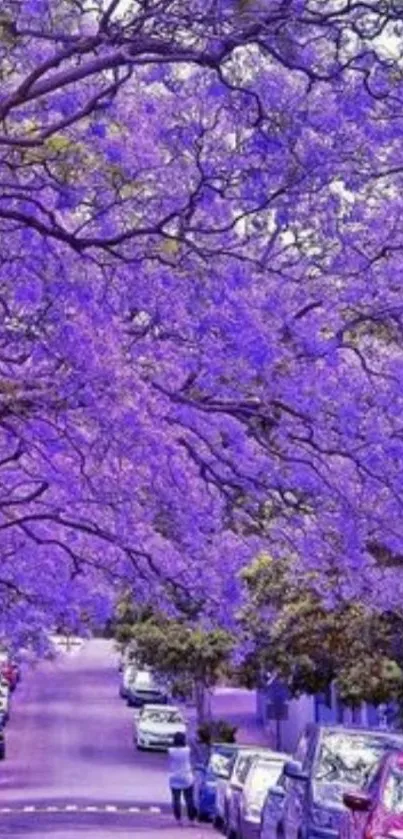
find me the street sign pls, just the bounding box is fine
[269,679,291,704]
[266,703,288,721]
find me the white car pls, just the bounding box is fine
[135,704,186,751]
[0,680,10,721]
[119,662,138,699]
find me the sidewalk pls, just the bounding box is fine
[212,687,274,747]
[185,686,274,748]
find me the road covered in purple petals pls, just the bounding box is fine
[0,639,171,810]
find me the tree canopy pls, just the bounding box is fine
[0,1,402,646]
[238,554,403,709]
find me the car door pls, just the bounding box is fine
[227,755,252,832]
[261,770,288,839]
[346,764,383,839]
[231,756,254,834]
[283,726,314,839]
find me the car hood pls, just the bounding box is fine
[379,816,403,838]
[312,781,350,810]
[139,722,186,734]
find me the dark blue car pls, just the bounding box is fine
[193,742,239,822]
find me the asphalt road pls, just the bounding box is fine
[0,639,186,836]
[0,810,212,838]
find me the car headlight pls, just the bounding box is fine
[311,807,335,829]
[138,729,154,737]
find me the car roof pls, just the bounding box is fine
[252,752,289,763]
[384,750,403,769]
[233,746,274,762]
[312,723,403,738]
[141,704,181,713]
[211,742,239,749]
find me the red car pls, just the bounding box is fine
[341,749,403,839]
[0,662,19,691]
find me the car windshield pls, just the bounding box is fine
[208,749,236,778]
[135,674,156,689]
[314,731,402,793]
[245,761,284,809]
[141,710,182,725]
[383,767,403,813]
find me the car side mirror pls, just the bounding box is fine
[270,784,286,797]
[284,760,309,782]
[343,791,371,812]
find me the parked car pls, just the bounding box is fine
[215,746,273,833]
[282,724,403,839]
[126,670,169,708]
[135,704,186,751]
[118,641,138,673]
[0,680,10,723]
[0,661,19,691]
[119,662,138,699]
[193,742,239,822]
[260,766,288,839]
[340,749,403,839]
[234,752,289,839]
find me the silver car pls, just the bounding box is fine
[216,747,273,834]
[235,753,289,839]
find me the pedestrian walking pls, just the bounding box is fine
[168,731,197,825]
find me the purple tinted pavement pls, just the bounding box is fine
[0,640,171,807]
[0,810,213,838]
[0,639,267,836]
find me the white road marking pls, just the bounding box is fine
[0,802,168,816]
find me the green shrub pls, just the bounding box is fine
[197,719,237,744]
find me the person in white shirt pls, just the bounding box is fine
[168,731,197,824]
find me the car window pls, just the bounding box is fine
[209,749,236,778]
[366,763,384,798]
[296,729,311,767]
[234,756,253,785]
[383,767,403,813]
[141,709,182,724]
[314,731,401,790]
[244,761,285,809]
[135,672,161,689]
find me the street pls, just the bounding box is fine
[0,639,211,837]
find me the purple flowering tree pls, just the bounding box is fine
[0,0,402,646]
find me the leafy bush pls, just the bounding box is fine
[197,718,237,744]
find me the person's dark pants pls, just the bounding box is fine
[171,785,197,822]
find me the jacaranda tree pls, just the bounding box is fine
[0,0,402,647]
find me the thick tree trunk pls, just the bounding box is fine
[194,680,211,724]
